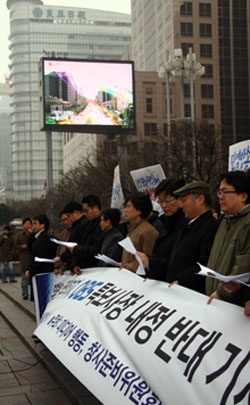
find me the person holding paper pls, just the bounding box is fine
[25,215,57,301]
[71,195,104,273]
[207,170,250,307]
[138,181,218,293]
[54,210,73,274]
[98,208,123,266]
[56,201,88,270]
[121,192,159,273]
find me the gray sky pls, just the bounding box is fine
[0,0,131,82]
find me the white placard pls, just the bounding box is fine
[228,140,250,171]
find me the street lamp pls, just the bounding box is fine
[159,48,205,177]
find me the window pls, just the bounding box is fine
[181,22,193,36]
[202,104,214,118]
[146,98,153,113]
[201,84,214,98]
[199,3,211,17]
[144,123,157,136]
[181,42,194,56]
[200,23,212,37]
[184,104,191,117]
[180,2,192,16]
[200,44,212,57]
[184,83,190,97]
[203,64,213,78]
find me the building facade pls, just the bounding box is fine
[131,0,250,145]
[7,0,131,200]
[0,81,13,199]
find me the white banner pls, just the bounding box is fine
[228,140,250,171]
[34,268,250,405]
[130,164,166,200]
[111,165,125,210]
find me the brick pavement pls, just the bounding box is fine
[0,276,102,405]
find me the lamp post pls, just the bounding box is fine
[159,48,205,178]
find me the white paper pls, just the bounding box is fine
[50,238,77,248]
[35,256,56,263]
[118,237,146,276]
[95,254,121,267]
[198,263,250,286]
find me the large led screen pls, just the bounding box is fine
[40,58,136,133]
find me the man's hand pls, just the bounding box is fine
[207,291,222,304]
[72,266,81,275]
[244,300,250,317]
[220,280,240,293]
[67,246,74,254]
[25,270,30,279]
[136,251,149,270]
[168,280,179,288]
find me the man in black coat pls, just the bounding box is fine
[25,215,57,301]
[57,201,88,270]
[98,208,123,266]
[70,195,104,273]
[138,181,219,294]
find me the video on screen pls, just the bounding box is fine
[41,58,135,132]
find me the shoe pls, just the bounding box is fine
[23,296,28,300]
[9,279,17,283]
[2,280,8,283]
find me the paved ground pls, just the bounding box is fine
[0,277,102,405]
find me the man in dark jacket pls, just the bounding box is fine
[57,201,88,270]
[25,215,57,301]
[98,208,123,266]
[71,195,104,273]
[138,181,219,294]
[15,218,32,298]
[0,225,16,283]
[152,178,186,266]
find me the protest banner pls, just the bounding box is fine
[130,164,166,200]
[34,268,250,405]
[228,140,250,171]
[111,165,125,210]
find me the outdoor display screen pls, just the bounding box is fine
[40,58,136,133]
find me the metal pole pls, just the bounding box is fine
[46,130,53,191]
[189,50,196,177]
[166,70,172,176]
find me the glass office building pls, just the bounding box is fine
[7,0,131,200]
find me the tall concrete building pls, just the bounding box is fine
[131,0,250,145]
[7,0,131,200]
[0,82,12,197]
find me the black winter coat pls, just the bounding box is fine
[148,210,219,294]
[71,216,104,269]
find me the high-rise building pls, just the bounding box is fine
[7,0,131,200]
[0,82,12,197]
[131,0,250,145]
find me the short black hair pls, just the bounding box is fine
[33,215,50,231]
[219,171,250,204]
[63,201,83,214]
[23,217,32,225]
[3,225,11,232]
[155,178,185,197]
[82,194,101,210]
[125,192,152,219]
[102,208,121,227]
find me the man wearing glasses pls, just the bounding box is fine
[207,170,250,311]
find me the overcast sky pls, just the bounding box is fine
[0,0,131,82]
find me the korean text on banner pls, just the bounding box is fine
[33,268,250,405]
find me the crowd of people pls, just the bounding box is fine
[0,170,249,317]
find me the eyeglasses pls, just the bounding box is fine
[157,198,176,205]
[217,190,237,197]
